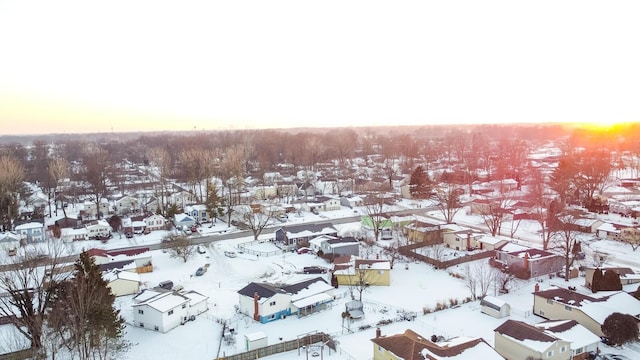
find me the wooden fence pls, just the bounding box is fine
[216,332,334,360]
[399,244,495,269]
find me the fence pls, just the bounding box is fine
[399,244,495,269]
[0,349,32,360]
[216,332,334,360]
[237,240,285,258]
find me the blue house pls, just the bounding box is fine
[14,221,45,243]
[173,214,196,230]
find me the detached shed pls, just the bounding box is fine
[480,296,510,318]
[245,331,268,351]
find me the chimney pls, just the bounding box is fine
[253,292,260,322]
[466,231,471,250]
[523,251,530,271]
[376,327,381,338]
[534,282,540,293]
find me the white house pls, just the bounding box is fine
[132,289,208,333]
[60,227,89,243]
[85,219,111,239]
[143,214,167,231]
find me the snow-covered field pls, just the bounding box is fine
[2,201,639,359]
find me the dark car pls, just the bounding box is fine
[303,266,327,274]
[195,267,205,276]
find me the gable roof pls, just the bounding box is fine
[371,329,498,360]
[494,319,559,343]
[237,277,328,299]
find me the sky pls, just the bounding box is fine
[1,0,639,136]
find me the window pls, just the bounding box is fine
[138,310,144,314]
[182,304,186,309]
[546,350,553,358]
[547,299,553,304]
[378,270,384,274]
[564,305,572,311]
[168,310,174,315]
[539,310,545,316]
[270,301,276,306]
[560,345,566,352]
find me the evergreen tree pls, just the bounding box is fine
[409,166,431,199]
[600,269,623,291]
[591,267,603,293]
[48,251,129,360]
[204,182,225,223]
[601,312,639,345]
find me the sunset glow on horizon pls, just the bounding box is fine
[1,1,639,136]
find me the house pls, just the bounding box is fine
[27,192,49,209]
[371,328,504,360]
[494,319,573,360]
[443,229,485,251]
[143,213,167,231]
[185,204,209,224]
[132,289,208,333]
[173,213,196,230]
[85,219,111,239]
[533,286,640,337]
[114,195,139,215]
[59,227,89,243]
[14,221,45,243]
[315,196,341,211]
[470,198,494,215]
[340,195,364,208]
[535,320,601,359]
[253,185,277,200]
[480,296,510,318]
[332,256,391,286]
[103,270,141,297]
[595,221,623,240]
[0,232,20,255]
[168,190,197,208]
[82,199,111,219]
[309,236,359,259]
[583,266,640,290]
[274,224,338,248]
[404,218,443,245]
[88,247,153,273]
[619,226,640,247]
[237,277,334,323]
[494,244,564,279]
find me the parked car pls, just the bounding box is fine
[296,247,312,254]
[191,225,198,233]
[303,266,327,274]
[195,267,205,276]
[276,214,288,222]
[197,245,206,254]
[158,280,173,290]
[224,250,237,258]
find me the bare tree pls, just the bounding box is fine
[222,145,247,223]
[161,234,195,263]
[382,229,409,269]
[527,167,554,249]
[0,155,25,230]
[0,240,71,355]
[551,214,582,282]
[83,148,113,219]
[479,197,511,237]
[433,184,463,223]
[235,204,272,241]
[463,261,494,301]
[361,191,389,242]
[48,157,70,218]
[492,267,516,296]
[147,147,172,215]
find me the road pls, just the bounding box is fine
[0,205,443,272]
